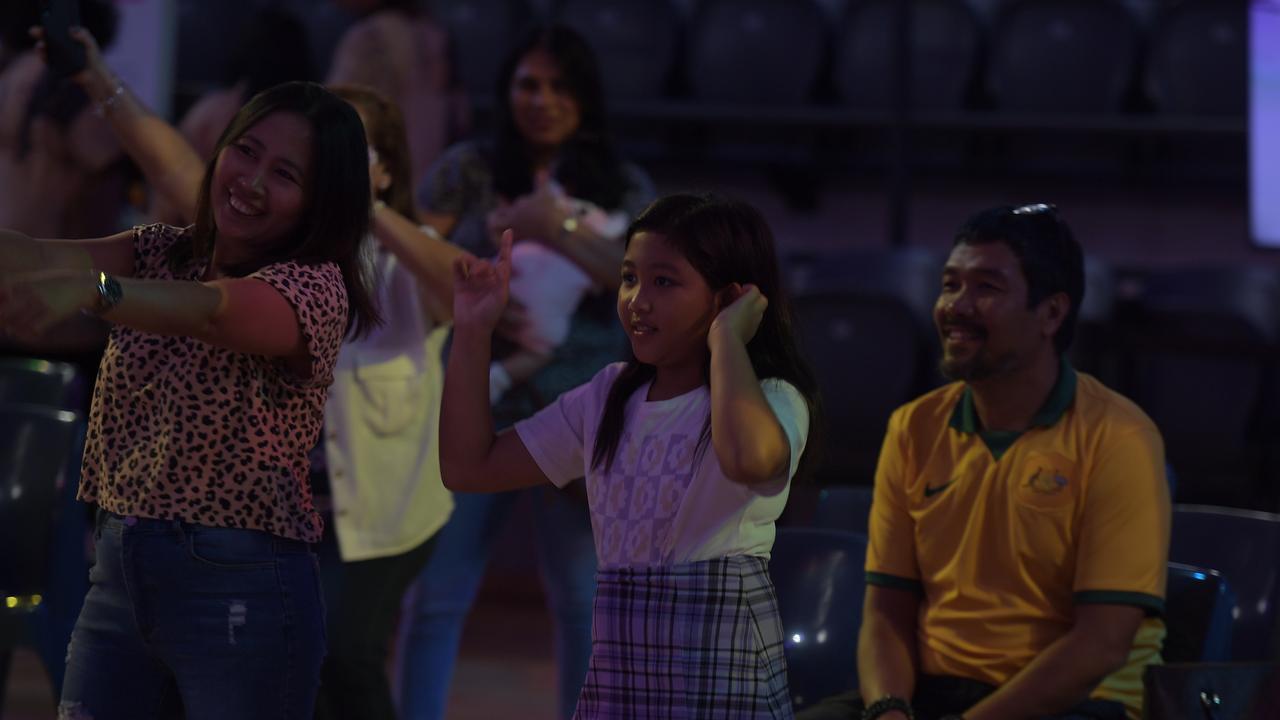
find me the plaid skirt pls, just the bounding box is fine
[573,555,794,719]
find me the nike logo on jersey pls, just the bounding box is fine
[924,479,956,498]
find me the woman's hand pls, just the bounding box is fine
[451,229,513,333]
[0,269,96,340]
[709,283,768,349]
[488,184,568,245]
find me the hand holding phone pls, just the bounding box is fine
[41,0,87,77]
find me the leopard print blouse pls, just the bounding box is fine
[78,224,347,542]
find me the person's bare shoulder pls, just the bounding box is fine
[0,52,45,146]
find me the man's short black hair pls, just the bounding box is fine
[953,204,1086,354]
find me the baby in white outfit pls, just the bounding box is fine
[489,187,629,404]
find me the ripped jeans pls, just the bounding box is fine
[58,511,325,720]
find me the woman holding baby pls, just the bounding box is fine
[395,22,653,720]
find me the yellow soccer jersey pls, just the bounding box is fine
[866,361,1170,719]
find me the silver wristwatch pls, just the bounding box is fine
[86,270,124,316]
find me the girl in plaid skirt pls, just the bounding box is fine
[438,193,820,719]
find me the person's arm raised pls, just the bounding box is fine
[35,27,205,223]
[708,284,792,486]
[438,230,549,493]
[371,202,465,324]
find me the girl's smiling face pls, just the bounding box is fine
[618,231,720,378]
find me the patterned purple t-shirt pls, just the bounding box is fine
[515,363,809,569]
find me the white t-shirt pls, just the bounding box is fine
[508,243,593,353]
[514,363,810,569]
[324,248,453,561]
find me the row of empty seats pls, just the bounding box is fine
[435,0,1245,118]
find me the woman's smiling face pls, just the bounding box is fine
[210,111,313,263]
[508,47,582,153]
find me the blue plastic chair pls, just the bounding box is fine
[792,294,920,485]
[1119,266,1280,508]
[988,0,1140,113]
[785,247,944,484]
[686,0,826,105]
[430,0,533,98]
[0,357,86,410]
[769,528,868,709]
[834,0,981,111]
[1163,562,1235,662]
[812,485,874,536]
[0,404,87,706]
[557,0,679,102]
[1168,505,1280,661]
[1146,0,1246,116]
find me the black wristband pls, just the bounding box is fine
[862,695,915,720]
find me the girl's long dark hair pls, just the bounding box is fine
[490,24,629,210]
[171,81,380,338]
[590,194,822,480]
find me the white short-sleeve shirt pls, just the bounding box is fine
[515,363,810,569]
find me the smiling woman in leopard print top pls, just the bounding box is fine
[78,222,346,542]
[0,73,377,717]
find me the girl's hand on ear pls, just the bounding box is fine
[710,283,767,348]
[451,229,512,333]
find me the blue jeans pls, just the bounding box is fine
[396,486,597,720]
[59,511,326,720]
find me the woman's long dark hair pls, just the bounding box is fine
[170,81,380,337]
[491,24,630,211]
[590,194,822,480]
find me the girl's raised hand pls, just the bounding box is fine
[451,229,513,332]
[710,283,768,348]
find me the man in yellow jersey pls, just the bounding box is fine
[800,204,1170,720]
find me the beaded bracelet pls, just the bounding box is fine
[862,695,915,720]
[93,81,125,117]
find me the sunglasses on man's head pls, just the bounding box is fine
[1011,203,1057,216]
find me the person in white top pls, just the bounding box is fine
[315,84,467,720]
[441,193,821,719]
